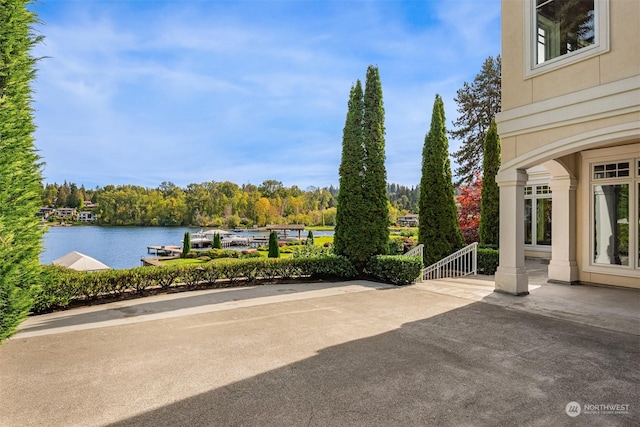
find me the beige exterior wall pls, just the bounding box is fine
[497,0,640,290]
[501,0,640,111]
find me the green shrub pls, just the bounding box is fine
[31,256,357,313]
[203,249,239,259]
[477,247,499,275]
[268,231,280,258]
[185,252,197,259]
[365,255,423,286]
[387,237,405,255]
[198,256,211,262]
[292,245,333,258]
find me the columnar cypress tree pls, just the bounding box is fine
[334,81,366,263]
[213,233,222,249]
[306,230,314,246]
[418,95,464,265]
[335,66,389,269]
[479,120,501,247]
[268,231,280,258]
[0,0,44,341]
[182,232,191,257]
[362,65,389,257]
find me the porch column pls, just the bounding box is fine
[495,169,529,295]
[548,176,578,283]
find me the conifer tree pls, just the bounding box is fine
[362,65,389,257]
[334,81,366,263]
[451,56,501,185]
[335,66,389,269]
[479,120,501,247]
[0,0,44,341]
[306,230,314,246]
[213,233,222,249]
[419,95,464,265]
[268,231,280,258]
[182,232,191,258]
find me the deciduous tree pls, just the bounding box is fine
[457,173,482,244]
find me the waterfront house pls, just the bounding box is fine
[398,214,419,227]
[36,207,54,220]
[54,208,77,219]
[77,211,97,222]
[495,0,639,294]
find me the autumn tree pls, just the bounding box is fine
[0,0,44,341]
[419,95,464,265]
[457,173,482,244]
[451,56,501,185]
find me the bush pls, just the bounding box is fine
[203,249,239,259]
[292,245,333,258]
[387,237,405,255]
[365,255,423,286]
[477,247,499,275]
[32,256,358,313]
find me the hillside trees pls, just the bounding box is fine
[451,55,501,185]
[0,0,44,341]
[335,66,389,268]
[418,95,464,265]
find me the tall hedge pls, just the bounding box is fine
[182,232,191,258]
[0,0,44,342]
[479,120,501,247]
[418,95,464,265]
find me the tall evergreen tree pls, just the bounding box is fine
[0,0,44,341]
[182,232,191,258]
[335,66,389,269]
[334,81,366,263]
[479,120,501,247]
[362,65,389,257]
[213,233,222,249]
[451,56,501,186]
[419,95,464,265]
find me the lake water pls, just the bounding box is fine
[41,226,333,269]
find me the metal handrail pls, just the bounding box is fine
[403,244,424,258]
[422,242,478,281]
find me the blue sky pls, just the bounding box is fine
[32,0,501,189]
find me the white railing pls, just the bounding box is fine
[403,244,424,258]
[422,242,478,281]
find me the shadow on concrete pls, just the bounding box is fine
[106,301,639,427]
[19,281,385,335]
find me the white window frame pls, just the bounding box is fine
[524,0,610,78]
[582,144,640,278]
[524,184,553,249]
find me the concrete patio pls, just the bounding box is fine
[1,262,638,426]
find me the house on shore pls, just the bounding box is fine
[397,214,419,227]
[495,0,639,294]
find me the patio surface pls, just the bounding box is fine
[1,262,638,426]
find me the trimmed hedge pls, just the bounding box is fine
[477,247,499,275]
[34,256,357,313]
[366,255,423,286]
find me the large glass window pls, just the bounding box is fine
[536,0,595,65]
[525,185,552,246]
[589,156,639,272]
[593,184,629,266]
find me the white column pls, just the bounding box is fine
[548,176,578,283]
[495,169,529,295]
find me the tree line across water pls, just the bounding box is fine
[41,179,420,227]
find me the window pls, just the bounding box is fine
[535,0,595,65]
[587,154,640,272]
[524,0,609,77]
[525,185,552,246]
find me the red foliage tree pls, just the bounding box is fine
[456,174,482,244]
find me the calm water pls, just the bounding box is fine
[41,226,332,269]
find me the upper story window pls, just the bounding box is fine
[536,0,595,65]
[525,0,609,77]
